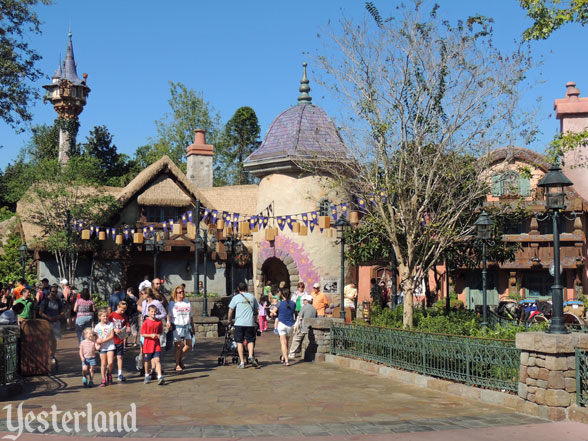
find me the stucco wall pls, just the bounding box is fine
[252,173,344,296]
[562,116,588,203]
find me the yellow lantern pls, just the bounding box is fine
[133,233,144,244]
[115,234,123,245]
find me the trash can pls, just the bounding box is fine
[0,326,20,385]
[362,301,371,323]
[20,320,51,376]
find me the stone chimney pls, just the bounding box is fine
[554,82,588,201]
[186,129,213,188]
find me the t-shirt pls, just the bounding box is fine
[14,297,34,319]
[12,285,25,300]
[311,291,328,316]
[40,297,63,319]
[108,311,129,345]
[80,339,97,359]
[141,318,162,354]
[0,310,17,325]
[168,301,192,327]
[75,298,94,318]
[109,291,126,312]
[277,300,296,326]
[299,303,318,333]
[228,292,258,327]
[141,299,167,320]
[94,322,115,351]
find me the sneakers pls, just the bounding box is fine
[99,379,107,387]
[107,373,113,385]
[238,362,245,369]
[117,374,126,382]
[157,376,165,385]
[88,380,94,387]
[82,376,88,387]
[144,375,150,384]
[248,357,259,368]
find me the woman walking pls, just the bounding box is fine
[275,288,296,366]
[167,285,194,372]
[74,288,95,342]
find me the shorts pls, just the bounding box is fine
[115,343,125,357]
[99,347,115,354]
[233,326,256,344]
[82,357,96,367]
[50,321,62,340]
[144,351,160,361]
[277,322,294,337]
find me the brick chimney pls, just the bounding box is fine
[554,82,588,201]
[186,129,213,188]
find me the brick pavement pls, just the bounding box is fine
[0,328,585,440]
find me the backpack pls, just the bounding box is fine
[125,294,138,316]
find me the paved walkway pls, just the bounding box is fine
[1,327,586,440]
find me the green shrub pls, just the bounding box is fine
[92,294,108,309]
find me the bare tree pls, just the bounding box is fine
[316,3,535,327]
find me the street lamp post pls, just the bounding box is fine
[194,200,200,300]
[224,233,235,296]
[474,210,494,328]
[538,163,574,334]
[335,216,351,321]
[145,232,165,280]
[18,242,28,282]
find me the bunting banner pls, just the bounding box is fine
[202,208,210,223]
[90,225,95,237]
[124,229,129,240]
[232,213,239,229]
[340,203,348,218]
[168,219,174,228]
[301,213,309,227]
[379,191,387,203]
[286,215,293,230]
[357,197,366,211]
[211,210,218,224]
[331,206,338,222]
[143,227,148,238]
[163,221,168,233]
[277,216,285,231]
[249,216,257,229]
[262,216,269,228]
[130,228,136,236]
[188,211,193,223]
[181,213,187,225]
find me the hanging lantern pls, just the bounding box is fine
[227,225,233,235]
[133,233,144,244]
[251,224,259,233]
[173,222,183,235]
[115,234,123,245]
[292,222,300,233]
[81,229,91,240]
[350,211,359,225]
[319,216,331,229]
[265,228,276,241]
[240,221,250,235]
[216,228,226,241]
[98,231,106,241]
[217,219,225,230]
[326,228,333,238]
[187,222,196,239]
[299,225,308,236]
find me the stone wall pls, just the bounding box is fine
[304,317,343,362]
[516,331,588,421]
[193,316,219,339]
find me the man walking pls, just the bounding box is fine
[288,294,317,360]
[228,282,259,369]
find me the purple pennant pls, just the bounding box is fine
[232,213,240,229]
[331,206,338,222]
[90,226,95,237]
[302,213,309,227]
[277,216,285,231]
[188,211,193,223]
[202,208,210,223]
[340,203,348,218]
[263,216,269,228]
[182,213,187,225]
[250,216,257,229]
[78,223,83,232]
[131,228,136,236]
[286,216,293,230]
[124,229,129,240]
[211,210,218,223]
[379,191,387,203]
[258,216,264,228]
[143,227,148,238]
[105,228,110,238]
[163,221,168,233]
[168,219,174,229]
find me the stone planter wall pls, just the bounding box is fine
[193,316,219,339]
[304,317,344,362]
[516,332,588,421]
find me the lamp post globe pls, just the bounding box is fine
[335,216,351,321]
[538,163,573,334]
[474,211,493,328]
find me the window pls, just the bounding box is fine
[504,221,525,235]
[522,272,553,298]
[145,206,184,223]
[491,171,530,197]
[318,198,331,217]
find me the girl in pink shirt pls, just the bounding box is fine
[258,295,269,332]
[79,328,100,387]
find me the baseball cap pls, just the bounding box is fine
[302,293,313,302]
[60,279,68,285]
[313,283,320,289]
[138,280,152,291]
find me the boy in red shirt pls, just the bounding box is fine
[108,301,130,382]
[141,304,164,385]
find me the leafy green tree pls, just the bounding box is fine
[519,0,588,40]
[0,159,35,209]
[139,82,221,171]
[0,0,51,129]
[0,231,36,286]
[25,123,59,162]
[82,125,135,186]
[317,3,534,327]
[215,107,261,185]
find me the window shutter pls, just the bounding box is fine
[519,176,531,197]
[491,175,503,197]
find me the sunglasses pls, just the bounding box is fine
[177,291,184,293]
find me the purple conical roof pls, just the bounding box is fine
[62,32,83,85]
[245,103,346,163]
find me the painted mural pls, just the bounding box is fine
[258,237,321,286]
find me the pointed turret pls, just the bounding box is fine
[297,62,312,104]
[42,30,90,164]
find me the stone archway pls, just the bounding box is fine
[256,253,300,291]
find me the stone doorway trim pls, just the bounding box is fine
[256,253,300,288]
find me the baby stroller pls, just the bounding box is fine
[217,323,259,366]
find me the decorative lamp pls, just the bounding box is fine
[18,242,28,261]
[538,163,573,211]
[474,210,494,240]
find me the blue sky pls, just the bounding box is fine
[0,0,586,169]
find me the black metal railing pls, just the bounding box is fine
[0,326,20,385]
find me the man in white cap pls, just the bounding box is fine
[288,294,317,360]
[310,282,328,317]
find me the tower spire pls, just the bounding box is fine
[63,29,83,84]
[297,62,312,104]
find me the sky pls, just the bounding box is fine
[0,0,586,170]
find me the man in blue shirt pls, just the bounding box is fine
[108,284,126,314]
[228,282,259,369]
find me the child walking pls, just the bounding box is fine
[258,295,269,332]
[94,309,115,387]
[141,305,164,385]
[108,301,130,382]
[79,328,99,387]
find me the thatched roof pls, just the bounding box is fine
[137,176,192,207]
[117,156,213,208]
[199,185,259,215]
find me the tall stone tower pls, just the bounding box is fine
[43,31,90,163]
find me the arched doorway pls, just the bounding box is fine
[261,257,290,290]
